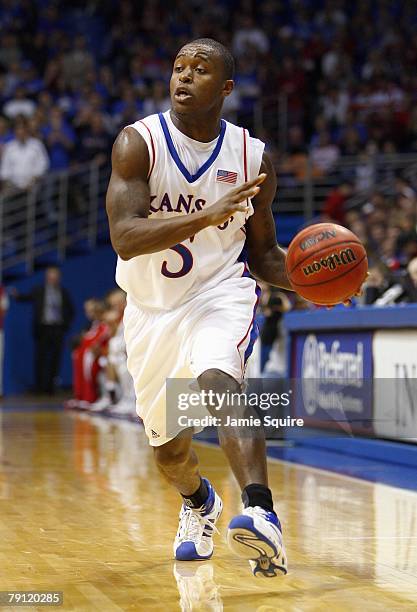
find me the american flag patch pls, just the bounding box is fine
[216,169,238,184]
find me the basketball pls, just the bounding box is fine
[285,223,368,306]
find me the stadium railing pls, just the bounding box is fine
[274,153,417,217]
[0,161,110,282]
[0,152,416,281]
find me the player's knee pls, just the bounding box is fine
[198,368,240,393]
[154,443,190,468]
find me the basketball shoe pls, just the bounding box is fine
[227,506,287,577]
[174,479,223,561]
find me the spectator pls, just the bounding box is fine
[20,63,44,97]
[0,119,49,193]
[105,291,135,416]
[261,291,291,376]
[89,308,122,410]
[369,257,417,306]
[348,217,368,247]
[233,53,261,119]
[77,114,112,165]
[402,257,417,302]
[279,126,310,184]
[310,131,340,176]
[128,56,148,97]
[322,182,353,224]
[232,15,270,57]
[321,40,350,79]
[62,35,94,90]
[362,264,393,304]
[42,107,75,171]
[11,266,75,394]
[339,128,363,156]
[73,90,109,131]
[320,86,350,127]
[2,86,36,119]
[0,33,21,68]
[276,57,306,123]
[0,115,13,156]
[36,91,54,121]
[111,85,144,130]
[354,142,378,191]
[143,81,171,116]
[87,289,135,415]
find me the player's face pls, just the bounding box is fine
[170,45,232,114]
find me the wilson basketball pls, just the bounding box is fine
[286,223,368,306]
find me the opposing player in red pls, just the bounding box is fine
[106,39,292,577]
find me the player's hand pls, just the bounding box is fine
[342,273,370,306]
[326,282,366,309]
[205,174,266,227]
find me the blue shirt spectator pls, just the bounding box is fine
[42,108,75,170]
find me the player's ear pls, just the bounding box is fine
[222,79,234,98]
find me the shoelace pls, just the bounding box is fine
[244,506,268,519]
[177,507,220,544]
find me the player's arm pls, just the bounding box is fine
[246,152,293,290]
[106,127,264,260]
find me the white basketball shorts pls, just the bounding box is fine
[123,276,260,446]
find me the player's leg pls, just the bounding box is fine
[198,368,268,488]
[122,300,222,561]
[153,428,200,495]
[188,278,287,576]
[154,429,223,561]
[198,367,287,577]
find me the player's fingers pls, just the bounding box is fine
[327,298,352,309]
[235,173,266,193]
[233,186,261,202]
[233,203,251,213]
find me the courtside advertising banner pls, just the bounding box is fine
[291,332,374,434]
[373,330,417,441]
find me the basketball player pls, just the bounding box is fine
[106,39,292,577]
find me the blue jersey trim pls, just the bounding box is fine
[158,112,227,184]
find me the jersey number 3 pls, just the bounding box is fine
[161,243,193,278]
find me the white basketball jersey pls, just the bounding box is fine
[115,110,265,310]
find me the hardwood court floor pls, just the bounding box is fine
[0,409,416,611]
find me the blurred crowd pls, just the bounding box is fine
[321,174,417,304]
[0,0,417,193]
[68,288,136,417]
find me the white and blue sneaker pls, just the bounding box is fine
[227,506,287,577]
[174,479,223,561]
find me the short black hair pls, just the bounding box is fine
[180,38,235,80]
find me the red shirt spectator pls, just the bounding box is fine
[322,182,353,224]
